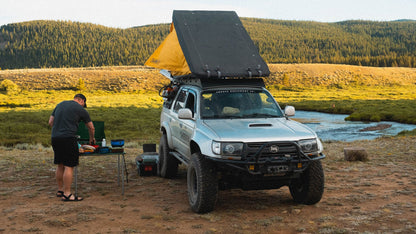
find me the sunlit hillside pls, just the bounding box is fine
[1,64,415,91]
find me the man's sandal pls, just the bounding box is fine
[56,190,64,197]
[62,194,83,202]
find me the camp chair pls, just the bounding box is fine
[76,121,105,145]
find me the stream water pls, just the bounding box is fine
[292,111,416,142]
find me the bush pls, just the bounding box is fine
[345,113,361,121]
[0,79,20,94]
[75,78,86,91]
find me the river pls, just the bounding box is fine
[292,111,416,142]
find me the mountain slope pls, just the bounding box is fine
[0,19,415,69]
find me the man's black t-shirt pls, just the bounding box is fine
[51,100,91,138]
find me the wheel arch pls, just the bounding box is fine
[190,140,201,155]
[160,123,173,149]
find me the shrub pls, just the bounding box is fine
[0,79,21,94]
[345,113,361,121]
[75,78,86,91]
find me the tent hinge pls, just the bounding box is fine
[247,67,252,77]
[256,64,263,77]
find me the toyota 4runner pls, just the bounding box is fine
[158,78,325,213]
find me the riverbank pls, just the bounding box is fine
[293,111,416,142]
[1,136,415,233]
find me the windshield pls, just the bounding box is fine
[200,89,284,119]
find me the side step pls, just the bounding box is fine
[170,151,189,166]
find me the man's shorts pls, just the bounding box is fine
[52,137,79,167]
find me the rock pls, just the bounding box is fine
[359,124,392,132]
[344,147,369,161]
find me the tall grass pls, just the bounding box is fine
[0,90,164,146]
[1,64,415,146]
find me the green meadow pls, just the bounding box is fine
[0,90,164,146]
[1,64,416,146]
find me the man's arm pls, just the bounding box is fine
[48,116,54,127]
[85,121,96,145]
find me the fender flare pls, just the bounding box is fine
[191,129,218,158]
[160,121,173,149]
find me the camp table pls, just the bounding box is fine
[75,151,127,196]
[74,121,128,196]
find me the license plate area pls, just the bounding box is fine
[267,165,289,174]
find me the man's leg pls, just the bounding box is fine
[56,163,64,192]
[63,166,74,197]
[62,166,83,201]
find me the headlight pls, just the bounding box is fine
[299,139,318,153]
[212,141,243,156]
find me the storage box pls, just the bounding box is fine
[111,147,124,153]
[136,144,158,176]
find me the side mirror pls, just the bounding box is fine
[284,106,295,116]
[178,108,193,119]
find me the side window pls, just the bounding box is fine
[185,92,196,116]
[173,90,187,113]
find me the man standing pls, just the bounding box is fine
[48,94,95,201]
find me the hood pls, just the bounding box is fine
[201,118,317,142]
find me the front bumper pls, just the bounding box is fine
[207,141,325,175]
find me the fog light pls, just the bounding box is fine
[224,144,235,154]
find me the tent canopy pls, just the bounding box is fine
[145,10,270,78]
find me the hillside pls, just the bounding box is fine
[1,64,415,91]
[0,19,415,69]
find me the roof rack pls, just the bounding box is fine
[179,77,265,89]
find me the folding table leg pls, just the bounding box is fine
[117,155,120,186]
[123,154,128,183]
[120,154,124,195]
[74,166,78,197]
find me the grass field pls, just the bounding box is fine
[1,64,415,146]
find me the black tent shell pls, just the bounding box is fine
[172,10,270,78]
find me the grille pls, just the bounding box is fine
[245,142,298,160]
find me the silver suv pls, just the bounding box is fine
[158,78,325,213]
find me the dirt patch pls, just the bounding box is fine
[1,137,416,233]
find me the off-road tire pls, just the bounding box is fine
[289,160,324,205]
[158,134,178,178]
[187,153,218,213]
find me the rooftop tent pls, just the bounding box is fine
[145,10,270,78]
[145,23,190,76]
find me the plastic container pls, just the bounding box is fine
[99,147,110,154]
[102,138,106,147]
[111,139,124,147]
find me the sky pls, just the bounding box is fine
[1,0,415,28]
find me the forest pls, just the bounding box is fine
[0,18,415,69]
